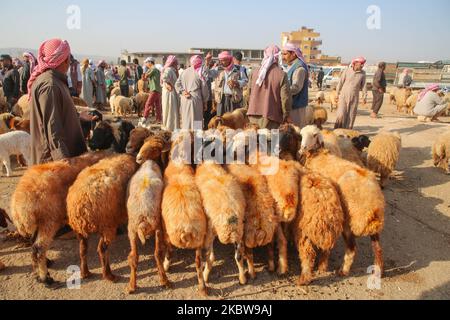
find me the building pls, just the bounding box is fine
[190,48,265,67]
[281,26,341,66]
[120,49,204,67]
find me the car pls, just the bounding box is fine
[323,66,347,89]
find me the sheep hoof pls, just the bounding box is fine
[297,275,312,287]
[104,273,120,283]
[126,285,137,294]
[46,258,54,268]
[81,271,93,279]
[277,266,288,276]
[0,262,5,271]
[162,280,172,289]
[248,272,256,280]
[239,275,247,286]
[37,275,62,289]
[199,286,209,297]
[336,269,350,278]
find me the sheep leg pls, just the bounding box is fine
[78,235,92,279]
[195,248,208,297]
[97,237,118,283]
[0,260,5,271]
[202,241,215,285]
[163,241,173,272]
[317,250,331,274]
[127,233,139,294]
[32,232,57,287]
[338,227,357,277]
[371,234,384,278]
[267,242,275,273]
[235,242,247,285]
[245,247,256,280]
[276,225,289,276]
[154,229,171,288]
[297,237,316,286]
[2,158,12,177]
[379,174,389,189]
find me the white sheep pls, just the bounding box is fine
[0,131,31,177]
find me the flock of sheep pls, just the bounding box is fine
[0,91,450,297]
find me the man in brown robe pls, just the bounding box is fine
[28,39,87,165]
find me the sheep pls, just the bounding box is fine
[278,123,302,161]
[162,159,208,295]
[110,87,121,98]
[72,96,88,107]
[113,96,134,117]
[126,127,152,155]
[226,164,278,279]
[0,113,15,134]
[137,79,149,94]
[321,130,342,157]
[337,137,366,167]
[89,119,135,153]
[293,166,345,286]
[432,130,450,174]
[195,162,247,285]
[67,154,139,283]
[0,208,11,271]
[10,151,110,285]
[79,110,103,141]
[133,93,150,117]
[208,108,249,130]
[367,132,402,187]
[0,131,31,177]
[315,91,325,105]
[325,89,338,112]
[253,155,299,275]
[405,93,419,116]
[394,88,413,113]
[0,89,8,113]
[333,129,361,140]
[298,125,385,278]
[12,95,31,119]
[126,160,170,294]
[313,106,328,130]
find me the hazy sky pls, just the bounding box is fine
[1,0,449,63]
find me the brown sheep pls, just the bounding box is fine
[208,108,249,130]
[313,106,328,130]
[432,130,450,174]
[394,88,413,113]
[72,96,88,107]
[126,127,152,155]
[367,132,402,187]
[337,137,366,167]
[12,95,30,119]
[226,164,278,279]
[0,113,15,134]
[0,208,10,271]
[321,130,343,157]
[10,151,110,286]
[254,155,299,275]
[294,167,344,286]
[325,89,338,112]
[133,93,150,117]
[333,129,361,140]
[67,154,139,282]
[278,123,302,161]
[299,126,385,278]
[195,162,247,285]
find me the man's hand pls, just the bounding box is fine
[166,84,173,92]
[283,115,292,124]
[183,91,192,99]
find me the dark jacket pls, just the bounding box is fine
[373,69,387,92]
[2,66,20,99]
[21,62,31,94]
[30,69,87,165]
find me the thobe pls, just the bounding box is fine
[95,67,107,105]
[175,67,209,131]
[161,67,181,131]
[414,92,448,117]
[334,68,366,129]
[81,68,95,108]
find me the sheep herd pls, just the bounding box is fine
[1,104,450,297]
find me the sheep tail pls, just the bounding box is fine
[180,232,193,247]
[137,222,148,246]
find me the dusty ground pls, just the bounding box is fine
[1,91,449,300]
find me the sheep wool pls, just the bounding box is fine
[0,131,31,177]
[432,130,450,174]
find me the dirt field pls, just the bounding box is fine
[1,92,449,300]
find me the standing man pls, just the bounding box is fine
[212,51,248,116]
[281,43,309,129]
[118,60,130,97]
[371,62,387,119]
[247,45,292,129]
[21,52,37,95]
[334,57,367,129]
[28,38,87,165]
[398,68,413,88]
[95,60,107,108]
[67,55,82,97]
[0,55,20,111]
[133,58,143,94]
[317,67,325,90]
[143,57,162,123]
[175,55,209,130]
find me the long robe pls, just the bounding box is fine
[334,68,366,129]
[81,68,95,108]
[175,67,209,131]
[161,67,180,131]
[95,67,107,105]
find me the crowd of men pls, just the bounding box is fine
[1,38,448,166]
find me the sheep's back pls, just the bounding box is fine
[367,133,401,177]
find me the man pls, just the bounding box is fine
[371,62,387,118]
[95,60,107,108]
[414,84,448,122]
[281,43,309,129]
[118,60,130,97]
[0,55,20,111]
[67,55,82,97]
[21,52,35,94]
[334,57,366,129]
[210,51,248,117]
[28,38,87,165]
[317,67,325,90]
[175,55,209,130]
[143,57,162,123]
[233,51,248,79]
[398,68,412,88]
[133,58,143,94]
[247,45,292,129]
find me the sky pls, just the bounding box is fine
[1,0,449,63]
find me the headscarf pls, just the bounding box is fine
[418,84,440,102]
[81,58,90,74]
[256,45,280,87]
[218,51,234,72]
[23,52,38,74]
[27,38,71,99]
[403,68,410,75]
[282,42,307,65]
[351,56,367,67]
[190,55,205,81]
[161,55,179,85]
[98,60,106,68]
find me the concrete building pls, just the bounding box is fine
[281,26,341,66]
[120,49,203,67]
